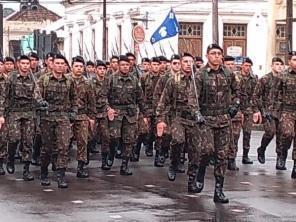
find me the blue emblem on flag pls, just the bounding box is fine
[150,9,180,44]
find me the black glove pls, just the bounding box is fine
[228,100,240,119]
[68,112,77,122]
[195,111,205,124]
[263,112,273,123]
[38,100,49,111]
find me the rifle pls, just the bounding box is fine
[143,43,149,57]
[152,44,158,56]
[123,40,130,52]
[84,42,91,61]
[159,42,167,57]
[168,40,176,54]
[91,40,98,60]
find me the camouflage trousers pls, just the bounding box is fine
[95,117,110,154]
[72,120,89,163]
[278,112,296,160]
[40,119,71,169]
[7,115,34,162]
[228,120,242,159]
[242,113,253,150]
[199,124,231,177]
[109,116,137,158]
[170,118,200,173]
[261,117,280,152]
[0,124,7,160]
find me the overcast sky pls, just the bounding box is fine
[3,0,65,16]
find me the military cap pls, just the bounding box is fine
[110,55,119,60]
[141,58,151,63]
[288,51,296,56]
[207,43,223,53]
[118,55,130,63]
[4,56,15,63]
[96,60,106,68]
[151,57,160,63]
[195,56,204,62]
[271,57,284,64]
[126,52,136,59]
[181,52,194,59]
[28,52,39,60]
[45,52,55,59]
[86,61,95,67]
[53,54,67,62]
[18,55,31,61]
[158,55,167,62]
[72,56,85,65]
[224,55,235,62]
[0,58,4,64]
[170,54,181,61]
[242,57,253,65]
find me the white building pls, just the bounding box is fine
[62,0,296,76]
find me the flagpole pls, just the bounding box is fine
[212,0,219,44]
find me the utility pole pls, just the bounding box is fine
[102,0,107,60]
[286,0,293,57]
[0,3,3,57]
[212,0,219,44]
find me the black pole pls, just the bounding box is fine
[0,4,3,57]
[102,0,107,60]
[212,0,219,44]
[286,0,293,58]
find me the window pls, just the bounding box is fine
[275,23,287,55]
[179,23,202,37]
[223,24,246,38]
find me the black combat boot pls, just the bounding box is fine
[120,158,133,176]
[115,143,122,159]
[0,159,5,175]
[101,152,111,170]
[154,151,164,167]
[257,147,266,164]
[32,134,42,166]
[276,156,287,170]
[107,140,117,167]
[57,168,68,188]
[23,162,34,181]
[227,158,239,171]
[77,161,89,178]
[187,166,198,193]
[213,176,229,204]
[177,151,186,173]
[291,161,296,179]
[130,139,141,162]
[40,167,50,186]
[242,149,253,164]
[196,165,206,193]
[7,144,16,174]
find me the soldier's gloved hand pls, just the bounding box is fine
[264,112,273,123]
[38,100,49,111]
[228,105,239,118]
[195,111,205,124]
[68,112,77,122]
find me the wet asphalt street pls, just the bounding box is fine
[0,131,295,222]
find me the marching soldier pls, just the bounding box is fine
[5,55,46,181]
[276,51,296,178]
[195,44,240,203]
[36,54,77,188]
[4,57,15,75]
[195,56,204,69]
[253,57,284,165]
[70,56,96,178]
[156,53,201,192]
[158,56,168,75]
[107,55,147,175]
[28,52,40,73]
[141,58,151,77]
[106,55,119,77]
[85,61,96,79]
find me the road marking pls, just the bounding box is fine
[43,189,54,192]
[231,209,245,213]
[184,194,199,198]
[145,184,156,188]
[110,215,122,219]
[15,179,24,181]
[288,192,296,196]
[71,200,84,204]
[248,172,259,176]
[106,174,115,177]
[240,181,252,185]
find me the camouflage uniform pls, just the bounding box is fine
[36,73,77,183]
[92,76,111,169]
[252,72,282,160]
[277,68,296,172]
[236,71,257,162]
[71,75,95,176]
[0,74,7,164]
[5,71,41,178]
[195,65,240,200]
[107,72,146,175]
[156,71,200,186]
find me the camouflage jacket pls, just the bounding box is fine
[252,72,282,118]
[36,72,78,121]
[196,65,240,128]
[236,71,257,114]
[107,72,146,123]
[0,73,7,117]
[71,75,96,121]
[278,67,296,113]
[5,71,41,119]
[156,71,198,126]
[92,76,109,118]
[141,72,160,116]
[153,70,173,109]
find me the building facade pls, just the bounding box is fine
[62,0,295,76]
